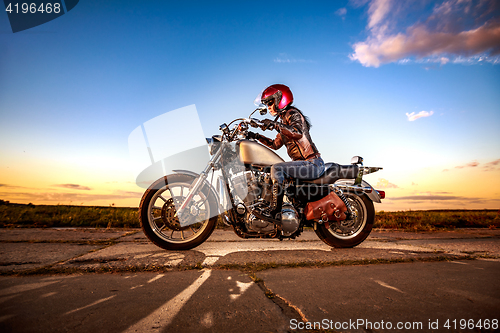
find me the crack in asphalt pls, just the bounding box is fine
[250,273,308,324]
[2,228,497,276]
[4,243,117,276]
[2,254,478,276]
[0,261,40,266]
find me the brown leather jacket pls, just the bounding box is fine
[257,107,321,161]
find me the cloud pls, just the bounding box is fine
[444,159,500,171]
[335,7,347,19]
[115,190,144,197]
[350,0,500,67]
[485,159,500,165]
[483,158,500,171]
[53,184,92,191]
[388,193,499,207]
[391,195,464,201]
[376,178,398,188]
[274,53,315,63]
[406,110,434,121]
[367,0,392,30]
[0,184,24,189]
[455,161,480,169]
[0,190,142,204]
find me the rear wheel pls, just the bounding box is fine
[314,193,374,248]
[139,173,218,250]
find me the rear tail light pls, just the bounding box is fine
[377,190,385,199]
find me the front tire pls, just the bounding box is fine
[314,193,374,248]
[139,173,218,250]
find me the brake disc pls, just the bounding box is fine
[160,198,189,231]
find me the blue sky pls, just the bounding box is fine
[1,0,499,210]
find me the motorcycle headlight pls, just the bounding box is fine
[206,135,221,155]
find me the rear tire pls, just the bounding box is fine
[139,173,218,250]
[314,193,374,248]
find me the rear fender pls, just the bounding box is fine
[334,179,382,203]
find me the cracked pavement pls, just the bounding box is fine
[0,228,499,332]
[0,228,498,274]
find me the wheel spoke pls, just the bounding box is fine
[145,180,212,245]
[195,198,207,209]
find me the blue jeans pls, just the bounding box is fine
[271,157,325,183]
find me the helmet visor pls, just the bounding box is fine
[253,89,266,107]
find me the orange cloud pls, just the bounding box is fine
[376,178,399,189]
[391,195,462,201]
[0,184,24,189]
[0,190,142,205]
[351,0,500,67]
[53,184,92,191]
[455,161,480,169]
[482,158,500,171]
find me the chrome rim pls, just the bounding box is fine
[147,182,211,244]
[327,194,366,240]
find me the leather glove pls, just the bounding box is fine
[247,131,260,140]
[249,119,260,128]
[261,119,276,131]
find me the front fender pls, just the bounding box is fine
[172,169,199,178]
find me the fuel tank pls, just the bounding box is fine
[237,140,284,167]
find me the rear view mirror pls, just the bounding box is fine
[259,108,267,116]
[351,156,364,165]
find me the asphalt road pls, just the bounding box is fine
[0,228,499,332]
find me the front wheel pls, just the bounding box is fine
[139,173,218,250]
[314,193,374,248]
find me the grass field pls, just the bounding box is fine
[375,210,499,231]
[0,200,498,231]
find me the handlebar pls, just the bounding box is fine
[242,118,262,128]
[220,108,271,141]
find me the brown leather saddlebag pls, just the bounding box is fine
[305,191,347,222]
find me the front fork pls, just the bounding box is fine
[176,149,221,225]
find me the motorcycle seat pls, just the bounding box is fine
[300,163,359,184]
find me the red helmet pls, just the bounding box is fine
[261,84,293,111]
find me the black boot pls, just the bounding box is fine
[268,181,283,218]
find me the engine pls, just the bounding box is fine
[232,170,300,237]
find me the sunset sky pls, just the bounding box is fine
[1,0,499,211]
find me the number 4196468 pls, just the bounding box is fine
[5,3,61,14]
[444,319,498,330]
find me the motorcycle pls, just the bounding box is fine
[139,107,384,250]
